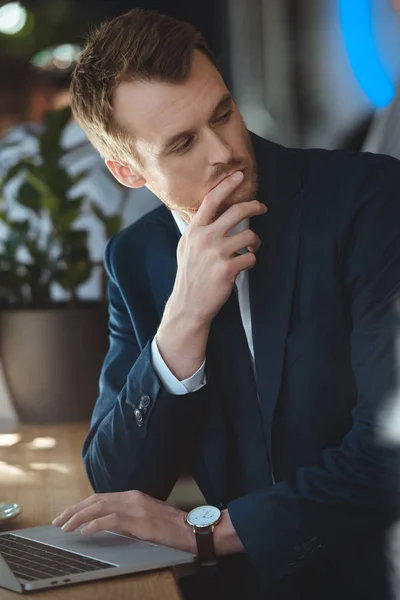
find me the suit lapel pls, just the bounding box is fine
[146,207,181,318]
[249,136,304,458]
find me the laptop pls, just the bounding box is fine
[0,524,196,593]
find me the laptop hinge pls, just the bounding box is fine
[0,552,23,592]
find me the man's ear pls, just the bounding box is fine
[105,159,146,189]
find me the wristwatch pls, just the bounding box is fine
[185,505,222,566]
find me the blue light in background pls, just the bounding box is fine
[339,0,395,108]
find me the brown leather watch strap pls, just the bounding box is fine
[194,526,217,565]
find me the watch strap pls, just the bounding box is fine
[194,526,217,565]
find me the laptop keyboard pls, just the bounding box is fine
[0,533,116,582]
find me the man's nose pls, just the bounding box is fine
[206,130,233,165]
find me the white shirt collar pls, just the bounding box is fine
[171,210,189,236]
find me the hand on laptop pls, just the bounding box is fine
[52,490,197,553]
[52,490,243,556]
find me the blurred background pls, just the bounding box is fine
[1,0,400,425]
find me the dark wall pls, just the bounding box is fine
[7,0,231,89]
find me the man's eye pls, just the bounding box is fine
[215,109,233,124]
[176,136,194,153]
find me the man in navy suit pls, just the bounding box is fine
[52,8,400,599]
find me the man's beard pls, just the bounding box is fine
[214,167,259,219]
[159,127,258,219]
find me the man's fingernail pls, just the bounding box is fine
[232,171,243,182]
[52,517,60,525]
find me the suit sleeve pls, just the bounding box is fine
[227,155,400,586]
[82,236,211,499]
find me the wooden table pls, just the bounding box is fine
[0,421,184,599]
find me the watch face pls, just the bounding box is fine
[186,505,221,528]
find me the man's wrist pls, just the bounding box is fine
[214,509,245,556]
[164,294,212,332]
[181,512,198,555]
[181,508,244,558]
[156,298,211,381]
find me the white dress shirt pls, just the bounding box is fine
[151,211,255,394]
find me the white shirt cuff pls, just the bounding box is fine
[151,337,206,395]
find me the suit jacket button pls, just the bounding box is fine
[139,394,151,413]
[134,409,144,427]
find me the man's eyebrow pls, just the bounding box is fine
[160,93,233,153]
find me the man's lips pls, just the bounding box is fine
[210,167,246,192]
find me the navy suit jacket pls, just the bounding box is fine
[83,134,400,599]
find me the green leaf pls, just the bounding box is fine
[42,193,61,215]
[63,229,88,248]
[12,220,30,238]
[26,240,48,268]
[25,169,53,198]
[90,202,107,223]
[3,235,22,260]
[60,230,88,259]
[0,210,9,224]
[51,198,85,233]
[0,105,96,306]
[0,265,25,304]
[90,203,121,236]
[54,260,92,293]
[54,208,81,233]
[67,197,85,212]
[65,246,89,262]
[105,215,121,238]
[39,107,72,160]
[57,229,90,264]
[2,160,30,185]
[23,169,62,217]
[17,181,41,214]
[46,167,74,199]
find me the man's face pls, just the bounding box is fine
[111,51,257,222]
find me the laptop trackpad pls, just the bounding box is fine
[17,525,195,569]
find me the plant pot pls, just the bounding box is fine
[0,302,109,423]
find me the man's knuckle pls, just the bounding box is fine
[244,200,259,214]
[196,231,211,251]
[66,515,77,527]
[252,233,261,246]
[110,513,120,526]
[130,489,143,502]
[246,252,257,267]
[219,260,233,280]
[230,204,242,219]
[243,229,255,243]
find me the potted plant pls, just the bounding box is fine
[0,107,126,423]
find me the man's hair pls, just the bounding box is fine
[71,8,216,163]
